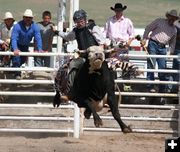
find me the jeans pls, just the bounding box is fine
[34,56,51,67]
[147,39,167,92]
[12,45,28,76]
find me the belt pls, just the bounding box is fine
[150,39,166,48]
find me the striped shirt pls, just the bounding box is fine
[143,18,177,53]
[103,15,135,42]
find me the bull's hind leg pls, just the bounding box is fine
[84,99,103,127]
[108,98,132,133]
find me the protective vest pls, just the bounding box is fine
[73,24,98,50]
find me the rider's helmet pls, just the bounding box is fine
[73,9,87,22]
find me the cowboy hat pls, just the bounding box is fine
[166,9,178,18]
[110,3,127,11]
[4,12,14,20]
[23,9,33,17]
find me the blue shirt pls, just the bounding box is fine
[11,20,42,51]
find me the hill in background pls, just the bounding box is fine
[0,0,179,28]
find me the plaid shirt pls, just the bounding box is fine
[143,18,177,53]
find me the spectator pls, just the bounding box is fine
[103,3,135,91]
[0,12,16,50]
[11,9,42,79]
[141,9,178,93]
[103,3,135,53]
[0,12,16,66]
[34,10,55,67]
[87,19,95,27]
[172,17,180,93]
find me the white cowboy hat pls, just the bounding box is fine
[4,12,14,20]
[166,9,178,18]
[23,9,33,17]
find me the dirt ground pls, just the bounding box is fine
[0,132,166,152]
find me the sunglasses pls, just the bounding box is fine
[24,16,33,19]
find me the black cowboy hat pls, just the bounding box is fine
[110,3,127,11]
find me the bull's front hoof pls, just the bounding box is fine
[84,109,91,119]
[94,119,103,127]
[122,126,132,133]
[53,92,61,108]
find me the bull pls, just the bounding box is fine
[53,46,141,133]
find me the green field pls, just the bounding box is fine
[0,0,179,28]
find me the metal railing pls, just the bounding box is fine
[0,51,179,137]
[0,103,80,138]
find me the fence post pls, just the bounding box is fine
[178,54,180,137]
[56,0,66,68]
[73,103,80,138]
[73,0,79,12]
[57,0,66,53]
[69,0,74,31]
[178,92,180,136]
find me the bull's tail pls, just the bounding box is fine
[115,83,121,105]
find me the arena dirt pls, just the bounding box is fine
[0,132,166,152]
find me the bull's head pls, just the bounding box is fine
[87,46,105,74]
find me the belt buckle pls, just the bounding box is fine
[158,43,165,48]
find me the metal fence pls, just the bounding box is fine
[0,43,179,138]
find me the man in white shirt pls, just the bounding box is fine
[0,12,16,65]
[0,12,16,50]
[104,3,135,48]
[103,3,135,92]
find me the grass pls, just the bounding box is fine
[80,0,180,27]
[0,0,179,28]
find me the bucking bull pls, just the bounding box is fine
[53,45,141,133]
